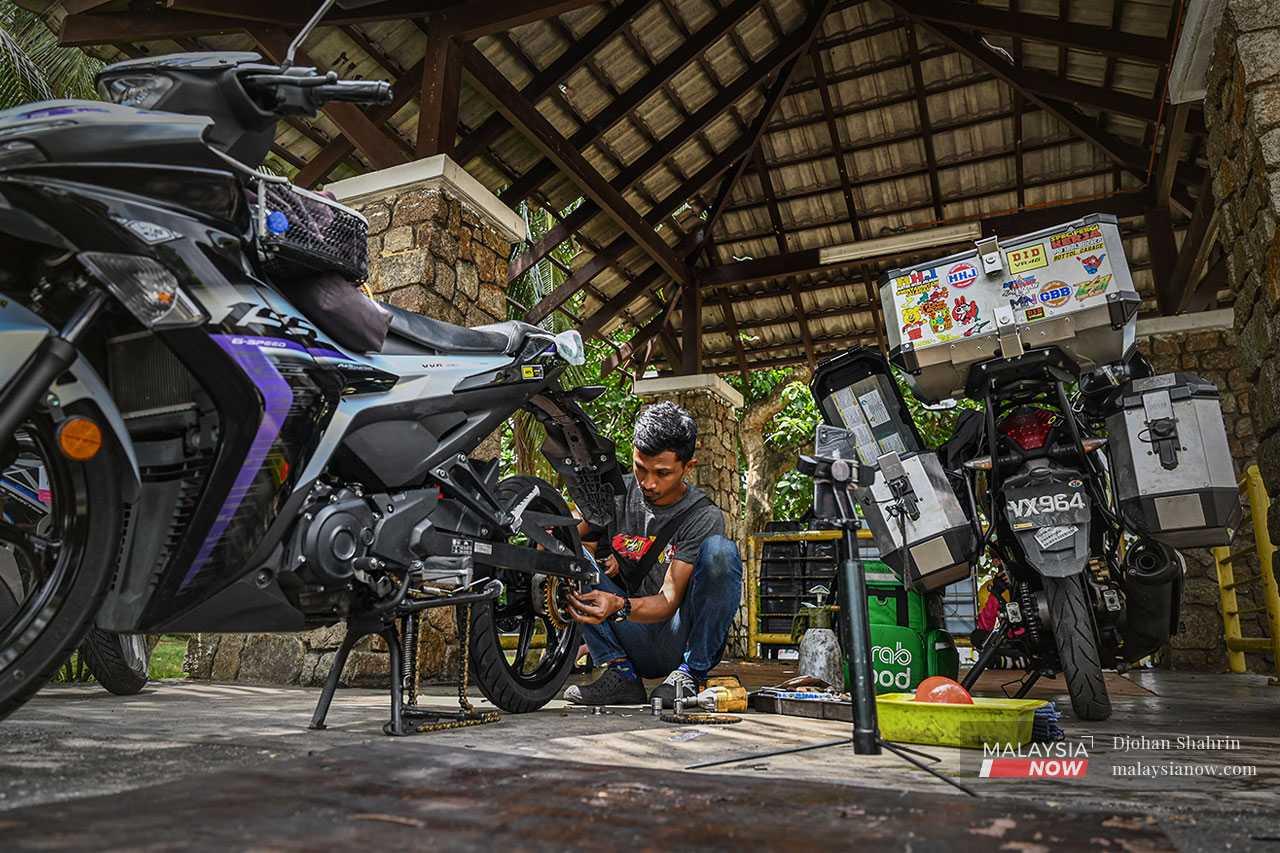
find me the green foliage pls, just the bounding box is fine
[0,1,102,110]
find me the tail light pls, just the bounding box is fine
[999,408,1057,451]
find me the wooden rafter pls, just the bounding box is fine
[891,0,1169,63]
[717,292,751,383]
[415,19,462,158]
[808,41,861,239]
[701,190,1151,289]
[904,22,943,222]
[577,1,828,344]
[453,0,649,165]
[753,149,817,370]
[461,44,692,289]
[896,15,1155,181]
[499,0,761,206]
[1162,174,1219,315]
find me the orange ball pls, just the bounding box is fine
[914,676,973,704]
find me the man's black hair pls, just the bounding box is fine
[634,401,697,463]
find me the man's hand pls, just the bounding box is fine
[603,554,621,578]
[568,590,624,625]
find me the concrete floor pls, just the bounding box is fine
[2,667,1278,850]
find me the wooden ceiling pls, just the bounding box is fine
[35,0,1217,377]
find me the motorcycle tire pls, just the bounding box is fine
[461,476,581,714]
[0,411,125,721]
[81,629,149,696]
[1043,574,1112,721]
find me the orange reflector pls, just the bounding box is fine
[57,416,103,462]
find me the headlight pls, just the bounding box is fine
[78,253,206,328]
[96,74,174,109]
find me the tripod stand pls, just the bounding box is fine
[687,450,976,797]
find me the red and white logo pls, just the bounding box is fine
[947,262,977,287]
[980,741,1089,778]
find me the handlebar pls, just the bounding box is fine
[311,80,393,106]
[241,68,393,116]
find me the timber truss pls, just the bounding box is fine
[45,0,1217,376]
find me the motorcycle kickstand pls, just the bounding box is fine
[382,622,407,737]
[961,619,1009,692]
[310,629,361,731]
[1014,670,1042,699]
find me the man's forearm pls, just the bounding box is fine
[622,592,678,624]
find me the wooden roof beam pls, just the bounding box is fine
[701,190,1151,288]
[904,22,944,222]
[753,148,817,370]
[808,41,862,238]
[61,10,241,46]
[415,20,462,158]
[461,44,692,289]
[895,15,1155,179]
[890,0,1169,63]
[1161,174,1219,315]
[453,0,649,165]
[578,0,829,342]
[500,0,762,206]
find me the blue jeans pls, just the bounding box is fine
[580,535,743,679]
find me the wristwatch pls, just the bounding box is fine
[611,597,632,622]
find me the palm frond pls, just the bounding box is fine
[0,1,102,110]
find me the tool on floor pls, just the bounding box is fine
[662,677,745,725]
[686,432,977,798]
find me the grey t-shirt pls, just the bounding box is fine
[614,475,725,595]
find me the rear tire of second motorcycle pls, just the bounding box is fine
[1043,574,1112,721]
[81,629,149,696]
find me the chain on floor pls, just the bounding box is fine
[416,603,501,733]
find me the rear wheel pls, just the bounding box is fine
[1043,574,1111,721]
[0,412,124,720]
[461,476,581,713]
[81,629,149,695]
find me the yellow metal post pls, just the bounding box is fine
[1214,464,1280,681]
[1245,466,1280,681]
[1214,544,1247,673]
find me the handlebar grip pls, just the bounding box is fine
[312,80,393,106]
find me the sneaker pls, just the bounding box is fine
[649,668,700,710]
[563,666,648,706]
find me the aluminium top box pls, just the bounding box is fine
[881,214,1141,402]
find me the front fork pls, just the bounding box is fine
[0,291,109,453]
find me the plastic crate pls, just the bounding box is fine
[762,578,802,596]
[761,615,795,634]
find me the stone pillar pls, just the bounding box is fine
[1138,313,1265,671]
[633,374,747,654]
[184,156,526,687]
[1204,1,1280,548]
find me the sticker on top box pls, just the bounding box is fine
[1049,224,1105,261]
[1005,243,1048,275]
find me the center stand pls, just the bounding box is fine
[687,442,976,797]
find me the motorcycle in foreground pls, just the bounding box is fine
[810,218,1239,721]
[0,0,624,730]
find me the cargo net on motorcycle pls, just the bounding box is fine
[253,179,369,282]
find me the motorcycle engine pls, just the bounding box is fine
[291,485,376,586]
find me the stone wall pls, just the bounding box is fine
[184,163,520,688]
[1140,326,1270,671]
[1204,0,1280,551]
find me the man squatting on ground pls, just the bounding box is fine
[563,401,743,708]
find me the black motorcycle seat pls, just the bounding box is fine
[380,302,541,356]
